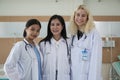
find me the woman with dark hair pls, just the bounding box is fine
[4,19,42,80]
[39,15,70,80]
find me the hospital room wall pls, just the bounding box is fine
[0,0,120,16]
[0,16,120,64]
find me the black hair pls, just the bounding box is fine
[40,14,67,44]
[23,19,41,37]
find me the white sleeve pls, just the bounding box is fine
[88,29,103,80]
[4,43,21,80]
[39,41,45,71]
[39,42,45,56]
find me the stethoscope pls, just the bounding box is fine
[23,39,42,79]
[22,40,33,66]
[43,39,70,80]
[55,40,70,80]
[71,34,90,62]
[23,39,32,51]
[65,39,71,64]
[71,34,87,46]
[44,39,70,57]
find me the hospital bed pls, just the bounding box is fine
[112,55,120,80]
[0,78,9,80]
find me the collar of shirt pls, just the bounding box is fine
[23,38,37,47]
[77,30,84,40]
[51,37,65,45]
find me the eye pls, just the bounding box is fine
[56,23,61,26]
[30,28,35,31]
[37,29,40,32]
[81,14,87,17]
[51,23,55,26]
[76,13,80,17]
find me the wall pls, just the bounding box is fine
[0,0,120,16]
[0,0,83,16]
[84,0,120,16]
[0,16,120,64]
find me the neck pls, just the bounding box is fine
[25,38,35,45]
[53,35,61,41]
[78,25,85,32]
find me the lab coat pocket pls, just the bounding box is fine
[18,64,24,79]
[46,51,50,55]
[63,63,70,75]
[42,51,50,75]
[82,61,90,74]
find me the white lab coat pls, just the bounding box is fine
[39,37,70,80]
[4,39,43,80]
[71,28,102,80]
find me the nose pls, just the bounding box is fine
[33,30,38,34]
[52,25,59,29]
[78,15,82,20]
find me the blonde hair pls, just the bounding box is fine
[69,5,95,35]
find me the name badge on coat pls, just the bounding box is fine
[81,48,89,61]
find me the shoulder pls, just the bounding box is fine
[68,35,76,42]
[91,28,100,35]
[64,37,72,47]
[9,41,25,54]
[66,37,71,43]
[39,40,44,45]
[89,28,102,41]
[15,40,25,45]
[88,28,100,36]
[13,41,25,49]
[39,41,48,47]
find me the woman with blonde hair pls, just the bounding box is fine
[69,5,102,80]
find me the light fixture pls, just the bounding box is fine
[98,0,101,2]
[56,0,58,2]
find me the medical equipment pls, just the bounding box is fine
[112,61,120,80]
[71,34,87,46]
[23,40,32,51]
[0,78,9,80]
[65,39,71,64]
[22,40,34,60]
[43,39,71,80]
[44,40,70,63]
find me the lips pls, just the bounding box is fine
[32,35,37,38]
[76,19,84,23]
[52,30,59,33]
